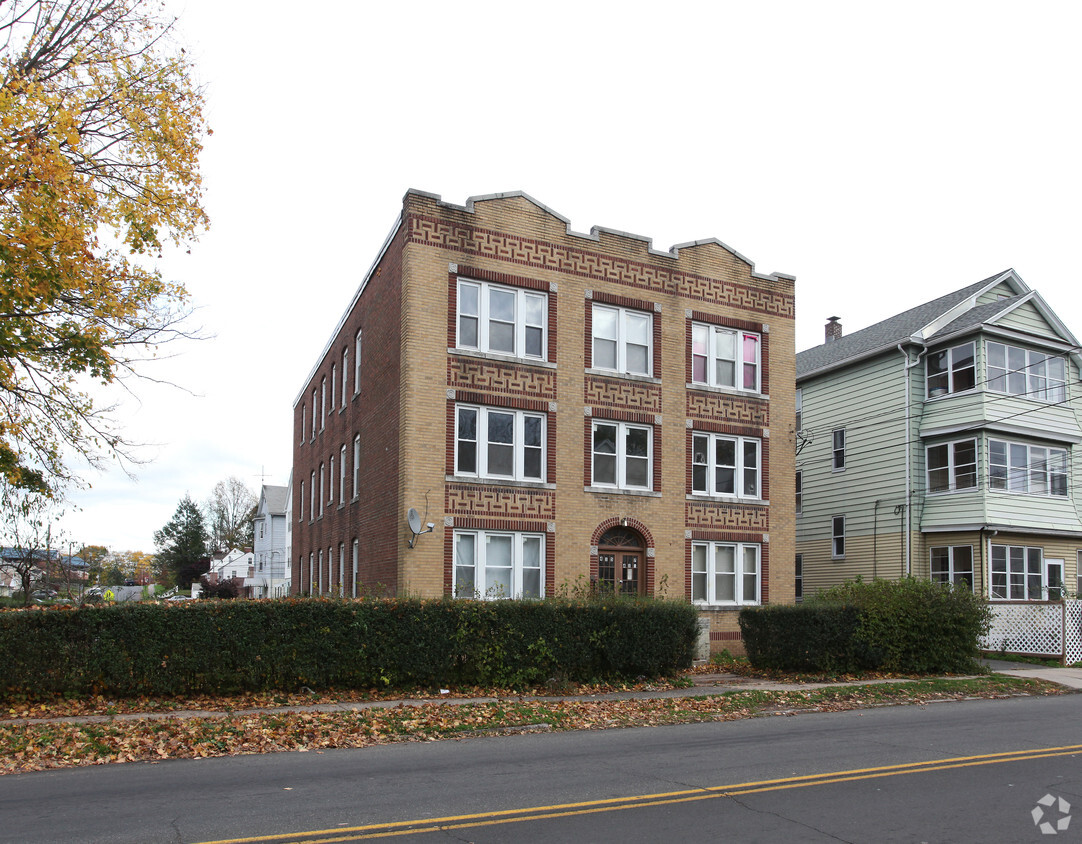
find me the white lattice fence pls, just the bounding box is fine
[982,602,1063,657]
[1066,601,1082,666]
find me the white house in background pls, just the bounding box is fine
[207,548,254,586]
[251,484,291,598]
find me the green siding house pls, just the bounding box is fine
[796,269,1082,603]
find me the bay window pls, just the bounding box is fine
[989,439,1068,496]
[987,342,1066,402]
[926,342,975,396]
[926,439,977,493]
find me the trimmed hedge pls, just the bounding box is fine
[0,597,699,700]
[740,578,992,674]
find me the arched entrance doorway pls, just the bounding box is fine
[597,527,646,595]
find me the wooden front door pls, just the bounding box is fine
[598,528,645,595]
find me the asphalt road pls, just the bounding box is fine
[2,694,1080,843]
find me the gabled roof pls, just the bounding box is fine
[797,270,1031,379]
[259,485,288,516]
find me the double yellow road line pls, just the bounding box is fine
[201,743,1082,843]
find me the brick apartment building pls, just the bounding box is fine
[291,190,796,652]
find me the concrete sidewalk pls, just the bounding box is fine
[979,658,1082,690]
[3,665,1075,728]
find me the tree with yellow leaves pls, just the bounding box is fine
[0,0,209,492]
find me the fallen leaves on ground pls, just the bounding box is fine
[0,676,1063,775]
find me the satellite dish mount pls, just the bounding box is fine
[407,507,435,548]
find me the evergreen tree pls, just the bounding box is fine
[154,495,209,588]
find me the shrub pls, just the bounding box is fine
[0,595,698,700]
[740,578,991,674]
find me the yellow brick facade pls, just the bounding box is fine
[295,190,797,654]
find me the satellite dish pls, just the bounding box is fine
[407,508,422,535]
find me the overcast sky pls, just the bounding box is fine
[59,0,1082,553]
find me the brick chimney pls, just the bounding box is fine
[825,316,842,343]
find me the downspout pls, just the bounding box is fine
[873,499,880,579]
[898,342,927,576]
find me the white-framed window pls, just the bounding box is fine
[926,438,977,493]
[989,439,1068,496]
[320,377,326,430]
[300,404,306,443]
[352,434,360,498]
[318,464,325,517]
[691,323,761,392]
[795,470,802,515]
[338,542,345,592]
[795,553,803,602]
[832,515,845,559]
[455,405,545,482]
[317,549,323,594]
[457,279,547,360]
[330,364,336,412]
[454,530,544,599]
[310,388,317,440]
[987,342,1066,403]
[328,455,335,505]
[991,544,1043,600]
[352,538,359,598]
[930,546,974,590]
[299,480,304,522]
[592,420,652,490]
[927,341,975,397]
[691,541,760,605]
[832,429,845,471]
[339,444,346,504]
[309,471,315,521]
[592,304,652,376]
[342,347,349,405]
[691,432,760,499]
[354,330,363,395]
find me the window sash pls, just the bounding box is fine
[990,544,1043,600]
[352,435,360,498]
[354,331,362,394]
[987,341,1066,402]
[691,323,760,391]
[989,439,1068,496]
[692,432,760,498]
[454,531,544,599]
[926,439,977,493]
[832,429,845,471]
[832,515,845,558]
[592,421,652,490]
[455,405,545,482]
[691,541,759,605]
[457,280,547,360]
[593,304,652,376]
[926,342,975,396]
[930,546,974,590]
